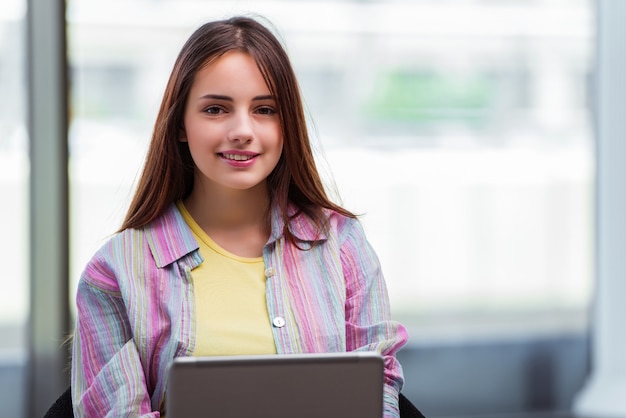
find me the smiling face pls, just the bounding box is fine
[181,51,283,197]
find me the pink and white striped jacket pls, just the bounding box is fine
[71,202,408,417]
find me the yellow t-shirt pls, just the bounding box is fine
[177,202,277,356]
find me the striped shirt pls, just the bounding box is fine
[71,202,409,417]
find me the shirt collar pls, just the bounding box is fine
[267,202,329,245]
[144,203,201,268]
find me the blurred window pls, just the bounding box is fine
[68,0,595,340]
[0,1,28,416]
[0,0,28,353]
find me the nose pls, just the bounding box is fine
[227,111,253,143]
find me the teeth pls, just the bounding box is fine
[223,153,253,161]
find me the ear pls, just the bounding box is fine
[179,127,188,142]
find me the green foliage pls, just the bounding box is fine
[365,70,494,127]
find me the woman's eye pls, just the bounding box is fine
[256,106,276,115]
[204,106,224,115]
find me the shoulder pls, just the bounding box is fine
[322,211,379,264]
[285,206,358,241]
[94,211,165,262]
[80,224,153,292]
[323,209,361,242]
[81,204,197,287]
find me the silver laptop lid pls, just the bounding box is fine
[166,351,384,418]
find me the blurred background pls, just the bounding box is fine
[1,0,616,416]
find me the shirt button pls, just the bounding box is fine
[272,317,286,328]
[264,267,275,277]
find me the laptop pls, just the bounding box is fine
[166,351,385,418]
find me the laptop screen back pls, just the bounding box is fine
[166,352,384,418]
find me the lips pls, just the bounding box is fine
[220,152,256,161]
[218,151,260,167]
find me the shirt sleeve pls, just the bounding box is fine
[340,219,409,418]
[71,255,160,418]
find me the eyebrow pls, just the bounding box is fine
[198,94,275,101]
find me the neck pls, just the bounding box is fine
[183,182,271,233]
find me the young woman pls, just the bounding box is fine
[71,16,409,417]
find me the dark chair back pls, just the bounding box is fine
[400,392,426,418]
[44,386,425,418]
[43,386,72,418]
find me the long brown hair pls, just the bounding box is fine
[120,16,355,241]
